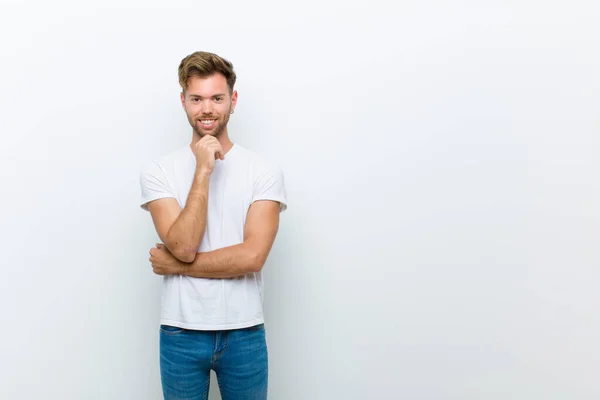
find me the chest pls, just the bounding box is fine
[172,163,254,249]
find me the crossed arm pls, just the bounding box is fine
[147,171,211,263]
[147,195,281,278]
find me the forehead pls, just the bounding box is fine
[186,73,229,96]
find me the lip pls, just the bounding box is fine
[198,119,217,128]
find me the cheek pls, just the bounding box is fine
[218,104,231,115]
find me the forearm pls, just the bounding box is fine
[180,242,262,279]
[166,169,210,262]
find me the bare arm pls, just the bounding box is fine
[185,200,281,278]
[150,200,281,278]
[146,137,224,263]
[147,168,210,263]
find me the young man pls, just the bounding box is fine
[139,51,287,400]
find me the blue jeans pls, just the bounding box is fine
[159,323,268,400]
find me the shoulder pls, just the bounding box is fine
[140,145,190,176]
[233,144,284,177]
[231,143,288,211]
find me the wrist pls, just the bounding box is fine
[195,167,212,180]
[175,260,189,275]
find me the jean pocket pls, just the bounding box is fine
[246,323,265,331]
[160,325,186,335]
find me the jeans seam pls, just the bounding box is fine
[160,326,185,335]
[212,332,228,368]
[202,374,210,400]
[216,374,224,399]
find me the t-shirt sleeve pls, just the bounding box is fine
[139,161,176,211]
[252,165,288,212]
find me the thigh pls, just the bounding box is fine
[214,324,268,400]
[159,325,212,400]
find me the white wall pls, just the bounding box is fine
[1,0,599,399]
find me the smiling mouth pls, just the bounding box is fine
[199,119,216,127]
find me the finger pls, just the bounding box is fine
[207,143,222,152]
[213,146,224,160]
[200,136,219,146]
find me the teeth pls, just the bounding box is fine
[201,119,215,124]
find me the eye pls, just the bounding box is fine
[215,97,222,101]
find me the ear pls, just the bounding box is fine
[231,90,238,110]
[180,91,185,108]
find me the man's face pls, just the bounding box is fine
[181,74,237,139]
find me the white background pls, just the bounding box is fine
[1,0,599,399]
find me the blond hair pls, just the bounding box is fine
[178,51,236,93]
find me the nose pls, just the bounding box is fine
[201,99,213,115]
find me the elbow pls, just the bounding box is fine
[249,252,267,273]
[168,243,198,263]
[165,230,200,263]
[177,251,197,263]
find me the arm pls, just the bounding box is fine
[147,169,210,263]
[144,136,225,263]
[150,200,281,278]
[184,200,281,278]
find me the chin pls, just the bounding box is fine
[195,129,223,138]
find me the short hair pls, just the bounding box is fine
[178,51,236,93]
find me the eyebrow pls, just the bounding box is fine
[188,93,227,98]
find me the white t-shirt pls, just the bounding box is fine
[139,143,287,330]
